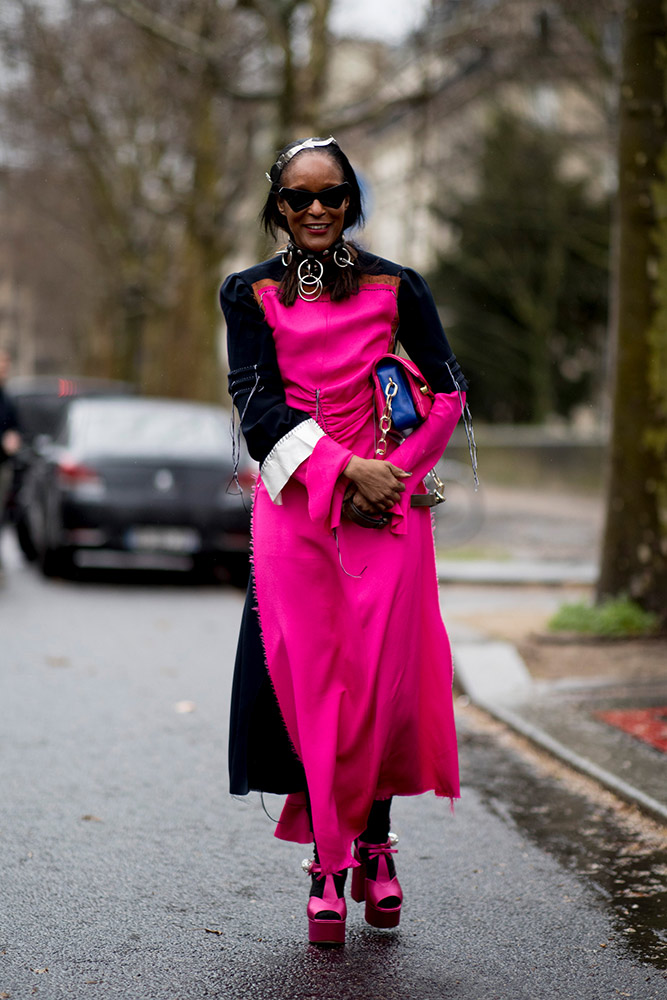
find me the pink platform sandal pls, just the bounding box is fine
[302,859,347,945]
[350,832,402,929]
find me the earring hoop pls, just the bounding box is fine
[334,244,353,269]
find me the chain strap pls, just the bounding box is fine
[374,376,446,504]
[375,377,398,456]
[427,467,446,503]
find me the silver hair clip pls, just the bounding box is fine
[274,136,337,174]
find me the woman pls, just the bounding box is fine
[220,136,473,945]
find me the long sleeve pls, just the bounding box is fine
[395,268,477,487]
[221,272,312,466]
[396,268,468,394]
[0,390,19,435]
[0,390,20,461]
[387,391,463,534]
[221,271,352,507]
[222,272,329,502]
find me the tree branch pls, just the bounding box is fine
[101,0,279,101]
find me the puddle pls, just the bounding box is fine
[459,722,667,969]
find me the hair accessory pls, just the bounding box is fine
[272,136,338,178]
[297,256,324,301]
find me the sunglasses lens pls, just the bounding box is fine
[288,191,315,212]
[280,183,350,212]
[319,184,350,207]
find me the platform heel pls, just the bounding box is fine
[303,859,347,945]
[352,833,402,929]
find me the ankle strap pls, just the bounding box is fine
[357,839,398,859]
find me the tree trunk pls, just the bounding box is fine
[597,0,667,624]
[146,5,228,403]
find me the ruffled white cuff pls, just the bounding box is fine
[260,418,326,504]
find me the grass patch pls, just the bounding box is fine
[548,596,660,638]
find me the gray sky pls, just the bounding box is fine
[330,0,432,42]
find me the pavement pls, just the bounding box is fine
[2,491,665,833]
[438,558,667,827]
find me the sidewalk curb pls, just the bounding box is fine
[453,639,667,827]
[438,559,597,586]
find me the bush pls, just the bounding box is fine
[548,596,659,638]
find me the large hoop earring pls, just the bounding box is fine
[334,243,353,269]
[297,257,324,301]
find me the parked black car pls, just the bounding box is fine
[6,375,136,446]
[4,375,136,548]
[18,396,253,581]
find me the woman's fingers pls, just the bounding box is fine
[343,456,413,507]
[356,477,405,507]
[351,490,377,514]
[386,463,412,480]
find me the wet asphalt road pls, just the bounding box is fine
[1,541,666,1000]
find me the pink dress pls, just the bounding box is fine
[222,257,467,875]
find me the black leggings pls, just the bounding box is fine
[306,793,393,862]
[360,797,392,843]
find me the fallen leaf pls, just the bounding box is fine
[84,981,101,985]
[204,928,223,936]
[1,991,11,997]
[45,655,70,668]
[81,815,103,823]
[32,969,48,974]
[174,701,196,714]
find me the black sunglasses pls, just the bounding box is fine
[278,182,351,213]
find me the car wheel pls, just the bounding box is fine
[15,515,38,561]
[39,543,73,579]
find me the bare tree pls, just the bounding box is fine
[1,0,343,397]
[1,0,260,399]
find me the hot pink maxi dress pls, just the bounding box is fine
[222,258,467,875]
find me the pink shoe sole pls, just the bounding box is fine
[308,915,346,945]
[364,900,401,929]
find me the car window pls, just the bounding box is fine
[12,395,69,443]
[67,402,229,458]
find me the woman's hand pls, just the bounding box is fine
[343,456,411,512]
